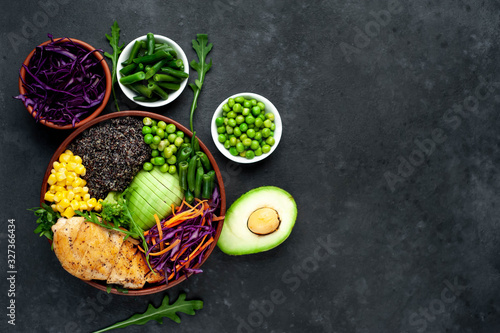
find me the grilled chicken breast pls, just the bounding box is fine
[52,217,163,289]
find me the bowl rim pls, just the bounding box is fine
[39,111,226,296]
[116,34,189,108]
[18,37,112,130]
[211,92,282,164]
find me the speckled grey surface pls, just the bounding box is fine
[1,0,499,332]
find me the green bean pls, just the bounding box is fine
[154,43,177,57]
[185,188,194,204]
[178,161,189,191]
[133,50,172,64]
[119,71,146,85]
[133,95,159,102]
[194,166,204,198]
[148,82,169,100]
[177,147,193,163]
[166,59,184,69]
[187,156,199,192]
[156,82,181,91]
[196,151,211,170]
[201,174,212,199]
[122,40,142,66]
[146,33,155,55]
[159,66,189,78]
[128,83,153,98]
[145,58,170,80]
[119,63,137,76]
[153,74,182,82]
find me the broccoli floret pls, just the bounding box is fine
[101,191,129,227]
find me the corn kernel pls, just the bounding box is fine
[64,149,73,156]
[54,192,64,203]
[72,178,83,188]
[49,185,56,193]
[59,153,71,163]
[56,180,66,186]
[87,198,97,208]
[51,204,57,211]
[67,191,75,201]
[71,155,83,164]
[59,198,70,209]
[65,174,76,186]
[79,202,88,210]
[47,174,57,185]
[73,187,82,193]
[56,172,66,181]
[53,161,61,170]
[61,207,75,218]
[55,186,65,193]
[75,164,85,175]
[70,200,79,210]
[95,204,102,212]
[74,194,82,201]
[67,162,77,171]
[82,186,89,193]
[51,169,56,174]
[56,204,65,213]
[83,193,90,201]
[81,179,87,186]
[44,192,55,202]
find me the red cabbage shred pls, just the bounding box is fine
[15,34,106,127]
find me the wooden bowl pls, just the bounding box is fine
[19,38,112,130]
[40,111,226,295]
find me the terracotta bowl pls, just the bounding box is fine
[40,111,226,295]
[19,38,112,130]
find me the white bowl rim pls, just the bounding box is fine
[116,34,189,107]
[211,92,282,164]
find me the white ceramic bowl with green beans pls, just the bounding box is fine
[211,93,282,164]
[116,34,189,107]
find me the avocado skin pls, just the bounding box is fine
[217,186,297,255]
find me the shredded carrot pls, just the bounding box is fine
[213,215,225,221]
[168,237,214,280]
[149,239,181,256]
[171,204,176,216]
[154,214,164,250]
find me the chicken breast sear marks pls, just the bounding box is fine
[51,217,163,289]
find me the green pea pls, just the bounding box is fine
[217,126,226,134]
[255,147,263,156]
[149,143,158,150]
[235,96,245,103]
[165,123,175,134]
[229,147,238,156]
[265,113,275,121]
[215,117,224,127]
[224,140,231,149]
[227,111,236,118]
[247,128,256,138]
[143,117,153,126]
[156,128,165,139]
[266,137,276,146]
[262,145,271,153]
[242,138,252,147]
[158,140,168,151]
[142,126,152,135]
[151,149,160,157]
[167,155,177,164]
[242,108,250,116]
[226,126,234,135]
[245,115,255,124]
[151,120,157,126]
[168,165,177,174]
[222,112,227,117]
[218,134,227,143]
[254,132,262,141]
[262,128,271,138]
[169,144,177,154]
[240,134,248,141]
[159,163,169,173]
[152,135,161,145]
[243,100,252,108]
[228,98,235,108]
[144,133,153,144]
[222,103,231,112]
[251,106,261,117]
[224,118,229,126]
[257,101,265,110]
[236,115,245,125]
[251,99,258,106]
[163,147,173,158]
[143,162,153,171]
[236,142,245,152]
[228,118,237,127]
[234,127,242,137]
[150,125,158,135]
[157,121,167,130]
[270,131,274,137]
[168,133,177,143]
[254,118,263,128]
[250,140,260,150]
[239,123,248,132]
[259,114,266,121]
[239,151,247,157]
[229,137,237,146]
[245,150,255,159]
[154,156,165,165]
[264,119,272,128]
[176,131,184,138]
[233,103,242,113]
[271,123,276,131]
[174,137,184,147]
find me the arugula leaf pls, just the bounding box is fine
[104,21,124,112]
[189,34,213,133]
[29,203,62,241]
[93,293,203,332]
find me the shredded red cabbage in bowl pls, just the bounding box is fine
[15,34,107,127]
[145,186,221,284]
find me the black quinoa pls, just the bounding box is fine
[68,117,151,200]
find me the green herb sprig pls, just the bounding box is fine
[30,203,61,241]
[104,21,124,112]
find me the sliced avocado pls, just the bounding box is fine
[217,186,297,255]
[149,166,184,200]
[135,170,182,206]
[127,188,162,225]
[129,177,174,225]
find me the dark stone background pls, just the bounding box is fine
[1,0,499,332]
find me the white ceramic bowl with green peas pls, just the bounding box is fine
[211,93,282,164]
[116,34,189,107]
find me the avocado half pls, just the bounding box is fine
[218,186,297,255]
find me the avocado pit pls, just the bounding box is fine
[247,207,280,235]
